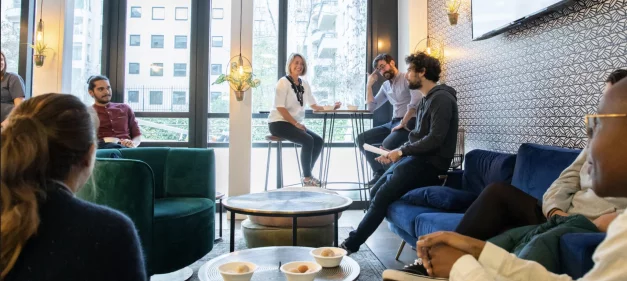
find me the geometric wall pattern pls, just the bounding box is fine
[428,0,627,153]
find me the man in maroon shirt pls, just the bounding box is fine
[88,75,142,149]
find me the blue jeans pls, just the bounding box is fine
[343,156,443,252]
[357,117,416,175]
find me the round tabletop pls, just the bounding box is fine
[222,191,352,216]
[198,247,360,281]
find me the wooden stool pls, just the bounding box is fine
[265,135,302,191]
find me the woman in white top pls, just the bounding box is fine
[268,53,340,187]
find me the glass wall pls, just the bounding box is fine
[70,0,105,104]
[0,0,22,73]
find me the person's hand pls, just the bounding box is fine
[391,123,409,132]
[386,149,402,163]
[333,102,342,110]
[1,119,8,128]
[294,123,306,131]
[375,155,392,165]
[425,244,469,278]
[120,139,135,148]
[417,231,486,260]
[593,212,619,233]
[367,71,379,87]
[549,208,569,218]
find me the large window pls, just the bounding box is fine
[286,0,367,109]
[69,0,104,104]
[251,0,279,115]
[125,0,192,143]
[0,1,21,73]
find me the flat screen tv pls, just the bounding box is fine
[472,0,572,41]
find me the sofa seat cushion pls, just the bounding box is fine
[415,212,464,237]
[400,186,478,212]
[387,201,443,238]
[153,197,215,273]
[154,197,214,221]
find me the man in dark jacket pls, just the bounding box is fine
[340,52,459,254]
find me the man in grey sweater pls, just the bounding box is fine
[340,52,459,254]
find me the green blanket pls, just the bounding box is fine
[487,214,599,273]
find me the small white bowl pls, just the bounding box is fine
[280,261,322,281]
[103,137,120,143]
[347,105,358,110]
[218,262,257,281]
[310,247,346,267]
[322,105,335,111]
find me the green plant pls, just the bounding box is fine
[30,41,52,55]
[445,0,461,14]
[212,62,261,92]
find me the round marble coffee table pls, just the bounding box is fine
[198,247,360,281]
[223,191,352,252]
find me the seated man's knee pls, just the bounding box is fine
[481,182,518,200]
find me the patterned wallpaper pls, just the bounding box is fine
[427,0,627,153]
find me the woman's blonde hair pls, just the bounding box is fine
[285,53,308,76]
[0,93,97,278]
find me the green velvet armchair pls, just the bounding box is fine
[77,148,216,275]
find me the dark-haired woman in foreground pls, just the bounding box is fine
[1,93,146,280]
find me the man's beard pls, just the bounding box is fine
[95,95,111,104]
[382,69,395,80]
[408,79,422,90]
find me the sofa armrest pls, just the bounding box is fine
[77,159,155,271]
[164,148,216,200]
[559,233,605,278]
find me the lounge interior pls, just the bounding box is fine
[2,0,626,280]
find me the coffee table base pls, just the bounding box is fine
[198,247,360,281]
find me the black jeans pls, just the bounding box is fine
[455,182,547,241]
[343,156,443,252]
[357,118,415,175]
[269,121,323,178]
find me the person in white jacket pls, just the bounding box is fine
[414,75,627,280]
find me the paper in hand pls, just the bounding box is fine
[363,143,390,156]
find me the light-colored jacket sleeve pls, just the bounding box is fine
[450,212,627,281]
[542,147,588,217]
[366,83,388,112]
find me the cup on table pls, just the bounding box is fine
[310,247,346,267]
[346,105,358,111]
[218,261,257,281]
[280,261,322,281]
[322,105,335,111]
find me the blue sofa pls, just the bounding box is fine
[387,143,605,278]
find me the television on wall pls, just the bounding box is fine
[472,0,572,41]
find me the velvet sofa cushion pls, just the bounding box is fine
[386,201,444,238]
[560,233,606,278]
[462,149,517,195]
[511,143,581,201]
[415,212,464,237]
[400,186,478,212]
[153,197,214,273]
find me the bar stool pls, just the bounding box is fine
[264,135,303,191]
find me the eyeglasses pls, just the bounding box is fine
[585,114,627,138]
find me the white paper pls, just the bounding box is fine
[363,143,390,156]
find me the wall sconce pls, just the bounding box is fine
[414,36,444,61]
[211,1,260,101]
[445,0,461,25]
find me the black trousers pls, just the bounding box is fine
[455,182,547,241]
[268,121,323,178]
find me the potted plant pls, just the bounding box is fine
[212,58,261,101]
[445,0,461,25]
[31,41,53,67]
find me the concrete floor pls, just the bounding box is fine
[215,210,418,270]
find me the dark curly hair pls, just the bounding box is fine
[606,69,627,85]
[405,52,441,83]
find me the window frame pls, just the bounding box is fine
[174,35,188,49]
[173,63,187,77]
[150,63,164,76]
[129,34,141,46]
[128,62,140,74]
[149,90,164,105]
[211,36,223,48]
[128,90,140,103]
[212,8,224,19]
[151,35,165,48]
[172,91,187,105]
[210,64,222,75]
[175,7,189,21]
[130,6,142,18]
[151,6,166,20]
